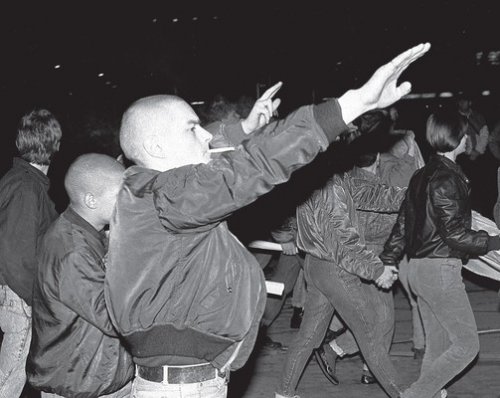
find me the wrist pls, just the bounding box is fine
[338,89,371,125]
[240,120,252,135]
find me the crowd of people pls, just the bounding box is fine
[0,41,498,398]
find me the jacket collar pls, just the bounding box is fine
[63,206,105,243]
[12,157,50,190]
[430,154,468,181]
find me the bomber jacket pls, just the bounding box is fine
[28,208,133,398]
[296,170,406,281]
[105,100,347,370]
[0,158,58,305]
[380,155,492,266]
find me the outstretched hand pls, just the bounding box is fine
[339,43,431,125]
[241,81,283,134]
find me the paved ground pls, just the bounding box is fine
[227,269,500,398]
[21,269,500,398]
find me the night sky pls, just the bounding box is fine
[0,1,499,183]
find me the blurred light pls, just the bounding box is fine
[112,84,118,89]
[190,101,205,105]
[404,93,437,100]
[152,18,157,23]
[105,81,111,85]
[213,16,219,20]
[439,92,453,98]
[54,64,61,69]
[192,16,198,21]
[482,90,491,96]
[172,18,179,22]
[98,73,104,77]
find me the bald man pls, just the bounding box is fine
[104,44,430,397]
[27,154,133,398]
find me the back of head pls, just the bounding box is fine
[16,109,62,165]
[64,154,124,209]
[119,95,183,166]
[426,108,466,153]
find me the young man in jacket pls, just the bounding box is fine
[104,43,430,397]
[0,109,62,397]
[27,154,133,398]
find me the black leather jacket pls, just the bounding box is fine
[380,155,491,265]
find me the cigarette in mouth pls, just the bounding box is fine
[208,147,235,153]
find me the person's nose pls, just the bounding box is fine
[198,127,213,144]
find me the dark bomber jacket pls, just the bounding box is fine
[0,158,58,305]
[380,155,491,266]
[28,208,133,398]
[297,171,406,281]
[105,100,347,370]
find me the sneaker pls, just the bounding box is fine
[262,335,288,351]
[360,369,376,384]
[314,344,339,385]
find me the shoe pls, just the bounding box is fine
[412,347,425,360]
[360,370,376,384]
[263,335,288,351]
[324,326,347,343]
[314,344,339,385]
[290,307,304,329]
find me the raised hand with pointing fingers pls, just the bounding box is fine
[241,81,283,134]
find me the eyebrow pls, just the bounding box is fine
[187,119,200,126]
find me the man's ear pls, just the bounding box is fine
[84,192,97,209]
[143,134,166,158]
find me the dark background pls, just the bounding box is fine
[1,1,499,208]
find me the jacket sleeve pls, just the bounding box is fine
[318,184,384,281]
[210,122,249,147]
[429,174,490,255]
[379,195,408,266]
[2,184,41,305]
[155,101,347,232]
[59,251,118,337]
[350,177,407,213]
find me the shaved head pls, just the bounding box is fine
[65,154,125,208]
[119,95,185,166]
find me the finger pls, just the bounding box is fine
[393,42,431,77]
[260,81,283,101]
[272,98,281,114]
[258,113,267,127]
[390,42,431,71]
[396,81,412,97]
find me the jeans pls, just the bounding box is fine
[333,282,394,357]
[277,255,402,398]
[131,373,227,398]
[41,381,132,398]
[398,256,425,350]
[0,285,31,398]
[401,258,479,398]
[262,253,303,327]
[291,268,306,309]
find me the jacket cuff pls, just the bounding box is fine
[487,235,500,252]
[372,265,385,281]
[223,123,248,146]
[313,99,348,144]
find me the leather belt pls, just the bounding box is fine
[137,363,222,384]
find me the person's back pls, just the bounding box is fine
[0,109,61,397]
[28,154,133,398]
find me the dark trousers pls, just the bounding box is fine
[261,253,303,327]
[276,255,402,397]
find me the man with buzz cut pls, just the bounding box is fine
[0,109,62,397]
[104,43,430,397]
[27,154,133,398]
